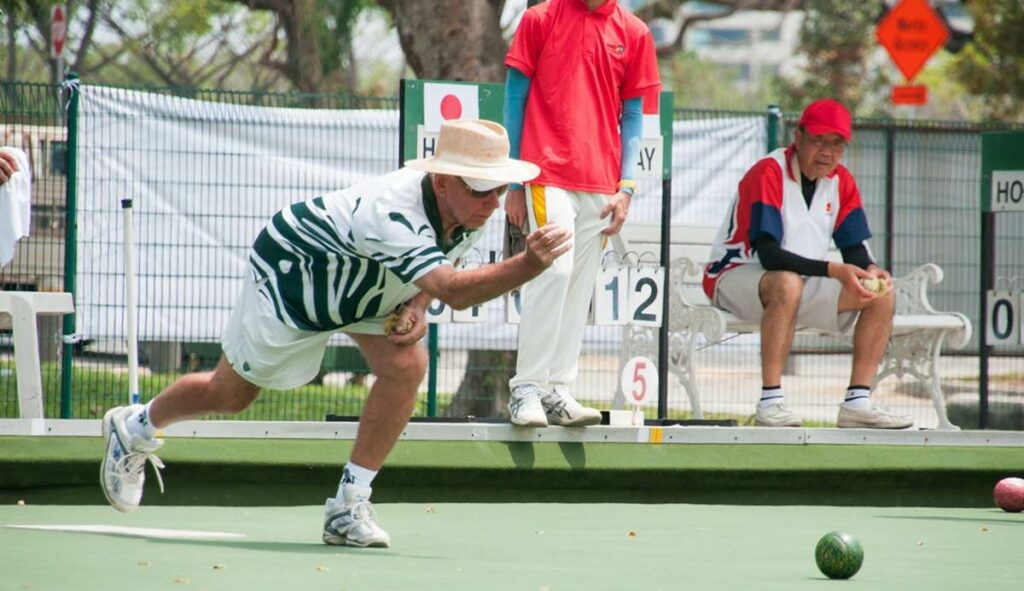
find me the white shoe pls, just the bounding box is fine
[837,402,913,429]
[100,405,165,513]
[509,384,548,427]
[542,386,602,427]
[754,402,803,427]
[323,484,391,548]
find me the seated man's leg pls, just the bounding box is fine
[323,332,426,549]
[715,265,803,427]
[835,286,909,429]
[755,270,804,427]
[758,271,804,388]
[840,287,894,388]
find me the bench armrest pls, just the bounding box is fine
[668,256,727,343]
[892,263,972,348]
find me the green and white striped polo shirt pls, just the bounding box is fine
[249,168,480,331]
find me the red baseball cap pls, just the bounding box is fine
[798,99,852,142]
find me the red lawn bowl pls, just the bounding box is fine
[993,477,1024,513]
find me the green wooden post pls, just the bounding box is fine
[978,132,1024,429]
[767,104,781,152]
[59,75,80,418]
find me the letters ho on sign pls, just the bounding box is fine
[991,172,1024,212]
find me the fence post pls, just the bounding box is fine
[767,105,781,152]
[59,74,79,419]
[884,127,895,271]
[979,211,993,429]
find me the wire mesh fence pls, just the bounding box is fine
[1,80,1021,428]
[0,82,68,417]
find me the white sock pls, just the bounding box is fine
[125,401,158,440]
[338,462,377,495]
[842,386,872,410]
[758,386,784,409]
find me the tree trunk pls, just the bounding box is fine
[444,350,517,418]
[4,5,15,84]
[379,0,506,83]
[283,0,322,92]
[380,0,513,418]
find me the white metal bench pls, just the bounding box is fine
[613,224,972,431]
[0,291,75,419]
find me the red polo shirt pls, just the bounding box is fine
[506,0,661,194]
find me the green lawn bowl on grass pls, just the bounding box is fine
[814,531,864,580]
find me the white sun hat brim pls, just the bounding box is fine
[403,119,540,191]
[404,157,540,191]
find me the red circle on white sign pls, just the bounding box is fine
[439,95,463,120]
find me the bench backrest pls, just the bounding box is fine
[613,222,842,306]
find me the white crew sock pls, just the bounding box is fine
[842,385,872,410]
[338,462,378,496]
[758,386,784,409]
[125,401,158,440]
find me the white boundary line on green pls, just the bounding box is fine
[5,524,246,540]
[1,419,1023,447]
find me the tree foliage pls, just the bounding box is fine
[636,0,803,57]
[948,0,1024,121]
[664,50,774,110]
[772,0,889,115]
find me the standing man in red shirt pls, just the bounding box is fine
[503,0,661,427]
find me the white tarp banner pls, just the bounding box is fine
[75,85,398,341]
[74,84,763,352]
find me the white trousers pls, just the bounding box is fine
[510,185,609,391]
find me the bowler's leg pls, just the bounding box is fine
[100,357,261,513]
[148,356,261,426]
[346,333,427,470]
[322,333,426,549]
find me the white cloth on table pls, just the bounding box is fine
[0,147,31,267]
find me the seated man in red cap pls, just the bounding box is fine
[702,98,911,429]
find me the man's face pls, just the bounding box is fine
[795,129,847,180]
[441,175,505,229]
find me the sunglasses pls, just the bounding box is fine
[460,177,508,198]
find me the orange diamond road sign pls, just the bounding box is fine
[875,0,950,81]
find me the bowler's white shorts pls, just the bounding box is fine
[221,277,384,390]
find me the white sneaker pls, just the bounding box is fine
[837,402,913,429]
[323,484,391,548]
[509,384,548,427]
[100,405,165,513]
[542,386,602,427]
[754,402,803,427]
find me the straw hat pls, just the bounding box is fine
[405,119,540,191]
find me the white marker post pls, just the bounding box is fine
[122,199,140,405]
